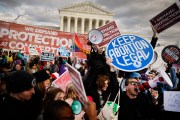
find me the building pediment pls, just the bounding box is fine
[59,2,114,16]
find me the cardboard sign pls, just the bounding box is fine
[98,21,121,47]
[58,46,71,57]
[161,45,180,63]
[24,46,41,55]
[150,3,180,33]
[164,91,180,112]
[106,34,154,72]
[41,52,54,61]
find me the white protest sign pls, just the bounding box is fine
[41,52,54,61]
[164,91,180,112]
[24,46,41,55]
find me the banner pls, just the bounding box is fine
[0,20,88,56]
[106,34,154,72]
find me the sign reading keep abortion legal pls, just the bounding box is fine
[106,35,154,72]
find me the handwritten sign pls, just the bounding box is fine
[164,91,180,112]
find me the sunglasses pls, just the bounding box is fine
[149,71,157,75]
[128,81,140,86]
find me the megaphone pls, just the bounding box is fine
[156,68,173,87]
[138,68,173,92]
[71,100,82,115]
[150,51,158,64]
[88,29,103,44]
[75,63,81,69]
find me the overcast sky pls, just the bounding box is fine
[0,0,180,45]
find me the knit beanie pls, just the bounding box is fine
[33,69,50,83]
[7,71,36,93]
[129,72,141,79]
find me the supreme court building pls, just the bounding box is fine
[58,2,114,34]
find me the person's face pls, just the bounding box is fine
[148,73,156,80]
[98,47,104,54]
[101,80,109,91]
[32,64,37,69]
[150,88,158,98]
[54,92,65,101]
[126,78,140,99]
[18,87,35,101]
[43,79,51,90]
[15,64,21,70]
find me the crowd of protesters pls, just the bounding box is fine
[0,25,180,120]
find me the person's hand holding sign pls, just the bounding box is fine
[106,57,116,72]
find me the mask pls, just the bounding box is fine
[62,60,67,64]
[32,69,36,73]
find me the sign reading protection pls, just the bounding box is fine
[106,34,154,72]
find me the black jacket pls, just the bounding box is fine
[118,91,158,120]
[0,95,38,120]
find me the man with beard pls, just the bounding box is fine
[118,77,157,120]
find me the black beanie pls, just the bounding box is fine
[7,71,36,93]
[33,69,50,83]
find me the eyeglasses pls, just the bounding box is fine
[149,71,157,75]
[128,81,140,86]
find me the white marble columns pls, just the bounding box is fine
[60,15,108,34]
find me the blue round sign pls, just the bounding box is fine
[106,34,154,72]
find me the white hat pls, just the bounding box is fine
[51,72,59,80]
